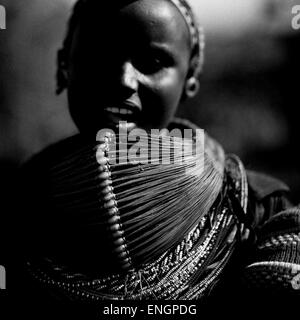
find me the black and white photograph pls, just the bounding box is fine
[1,0,300,318]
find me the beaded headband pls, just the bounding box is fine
[168,0,205,77]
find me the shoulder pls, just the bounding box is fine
[242,173,300,296]
[246,170,292,228]
[247,170,290,201]
[21,134,84,168]
[241,206,300,296]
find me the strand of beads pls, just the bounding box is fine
[96,136,132,271]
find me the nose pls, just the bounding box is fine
[119,61,138,95]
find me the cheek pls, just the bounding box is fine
[148,71,185,113]
[156,73,184,115]
[138,73,185,129]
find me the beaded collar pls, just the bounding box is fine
[26,151,249,300]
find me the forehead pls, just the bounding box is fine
[77,0,190,50]
[118,0,190,45]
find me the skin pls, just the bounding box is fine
[67,0,197,134]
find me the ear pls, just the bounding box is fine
[184,76,200,99]
[56,49,69,95]
[56,68,68,95]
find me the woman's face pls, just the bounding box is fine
[67,0,192,133]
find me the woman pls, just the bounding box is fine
[19,0,300,306]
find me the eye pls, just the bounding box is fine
[132,56,163,74]
[145,56,164,73]
[132,50,173,74]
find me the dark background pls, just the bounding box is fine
[0,0,300,202]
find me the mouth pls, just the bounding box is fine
[105,107,134,115]
[103,101,141,124]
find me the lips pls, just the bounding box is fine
[104,100,141,123]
